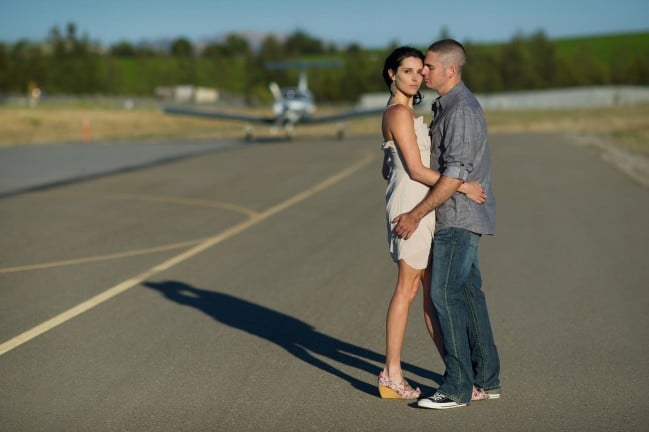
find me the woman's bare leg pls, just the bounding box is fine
[384,260,424,382]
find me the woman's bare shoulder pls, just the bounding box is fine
[384,103,414,122]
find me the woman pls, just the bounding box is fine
[378,46,486,399]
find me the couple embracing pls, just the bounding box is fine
[378,39,501,409]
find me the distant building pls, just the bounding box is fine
[154,85,219,104]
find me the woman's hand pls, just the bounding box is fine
[459,181,486,204]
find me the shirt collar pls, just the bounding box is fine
[435,81,465,112]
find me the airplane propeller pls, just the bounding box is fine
[269,82,282,102]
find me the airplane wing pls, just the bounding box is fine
[164,105,384,125]
[298,107,384,124]
[162,105,278,125]
[162,103,385,141]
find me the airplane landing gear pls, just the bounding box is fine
[336,122,346,140]
[244,124,255,141]
[285,124,295,140]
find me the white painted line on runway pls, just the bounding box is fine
[0,151,375,356]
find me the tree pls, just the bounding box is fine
[627,56,649,84]
[337,48,383,102]
[284,30,324,56]
[135,44,158,57]
[2,25,646,98]
[463,42,503,92]
[438,27,452,41]
[610,46,649,85]
[221,33,252,58]
[528,30,556,88]
[110,40,137,57]
[500,32,536,90]
[0,43,7,91]
[258,35,285,62]
[201,43,223,59]
[170,38,194,57]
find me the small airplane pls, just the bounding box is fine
[162,60,384,140]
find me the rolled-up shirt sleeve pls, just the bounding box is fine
[439,106,478,181]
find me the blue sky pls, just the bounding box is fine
[1,0,647,47]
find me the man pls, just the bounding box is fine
[392,39,501,409]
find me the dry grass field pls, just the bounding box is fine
[1,102,648,157]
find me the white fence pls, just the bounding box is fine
[359,86,649,111]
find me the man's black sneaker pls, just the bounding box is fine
[417,392,467,409]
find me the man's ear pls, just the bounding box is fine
[447,64,458,78]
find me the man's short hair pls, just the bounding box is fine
[428,39,466,70]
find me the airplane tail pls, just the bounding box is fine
[266,60,342,94]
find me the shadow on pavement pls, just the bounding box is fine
[144,280,442,397]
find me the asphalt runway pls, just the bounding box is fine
[0,133,647,431]
[0,139,242,198]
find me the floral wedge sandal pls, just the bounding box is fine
[378,371,421,399]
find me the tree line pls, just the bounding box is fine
[1,23,647,103]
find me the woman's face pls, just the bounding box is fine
[392,56,423,97]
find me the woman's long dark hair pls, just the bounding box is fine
[382,46,424,105]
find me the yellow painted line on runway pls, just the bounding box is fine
[27,191,260,217]
[0,151,375,356]
[0,238,208,274]
[105,193,261,218]
[0,193,258,273]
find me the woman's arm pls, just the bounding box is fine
[386,106,442,186]
[386,106,485,203]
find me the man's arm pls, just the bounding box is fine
[392,175,463,239]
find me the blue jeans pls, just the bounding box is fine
[430,227,500,403]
